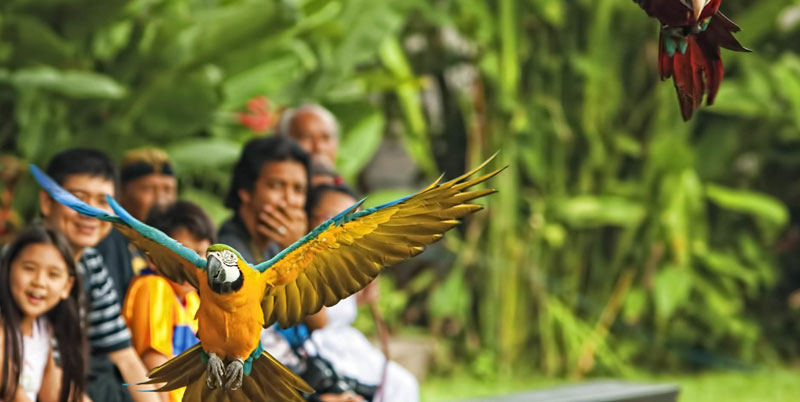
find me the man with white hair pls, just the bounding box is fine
[280,104,339,170]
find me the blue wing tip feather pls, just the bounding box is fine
[28,164,50,188]
[29,163,117,219]
[31,165,208,271]
[107,195,134,222]
[372,194,412,211]
[331,197,368,223]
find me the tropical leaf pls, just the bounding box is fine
[706,184,789,226]
[10,67,127,99]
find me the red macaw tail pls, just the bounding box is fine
[658,11,749,121]
[141,344,313,401]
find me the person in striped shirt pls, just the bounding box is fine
[39,148,161,402]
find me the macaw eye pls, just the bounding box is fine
[221,250,237,266]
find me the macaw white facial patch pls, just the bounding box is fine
[218,250,240,283]
[221,249,238,266]
[221,262,240,283]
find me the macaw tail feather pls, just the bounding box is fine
[140,345,312,402]
[658,11,749,121]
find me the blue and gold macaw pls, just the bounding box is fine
[30,156,503,402]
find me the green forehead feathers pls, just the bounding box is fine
[207,244,243,260]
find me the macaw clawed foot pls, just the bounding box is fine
[206,352,225,389]
[205,353,245,391]
[225,359,244,391]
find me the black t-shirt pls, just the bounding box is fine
[95,228,148,301]
[218,214,281,264]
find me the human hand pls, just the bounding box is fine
[357,279,379,305]
[304,308,328,331]
[256,204,308,250]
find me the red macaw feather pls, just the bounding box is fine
[699,0,723,21]
[705,11,749,52]
[635,1,749,120]
[668,33,712,120]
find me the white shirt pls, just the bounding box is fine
[20,318,50,401]
[309,296,419,402]
[260,296,419,402]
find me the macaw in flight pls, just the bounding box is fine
[632,0,749,120]
[30,156,503,402]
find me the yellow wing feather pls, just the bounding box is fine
[260,156,504,328]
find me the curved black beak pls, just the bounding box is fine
[207,255,224,283]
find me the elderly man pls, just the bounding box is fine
[279,104,340,171]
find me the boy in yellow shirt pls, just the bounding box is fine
[122,200,214,402]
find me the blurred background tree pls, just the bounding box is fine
[2,0,800,384]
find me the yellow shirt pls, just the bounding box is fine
[123,273,200,402]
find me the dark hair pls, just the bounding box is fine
[145,200,216,243]
[224,136,311,211]
[45,148,117,187]
[0,225,86,402]
[307,184,360,218]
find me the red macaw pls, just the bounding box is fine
[633,0,750,120]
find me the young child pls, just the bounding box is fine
[122,201,214,402]
[0,225,87,402]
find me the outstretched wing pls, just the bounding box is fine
[30,164,205,288]
[256,155,503,328]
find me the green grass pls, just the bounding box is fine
[421,367,800,402]
[664,369,800,402]
[421,371,565,402]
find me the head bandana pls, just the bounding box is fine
[120,148,175,184]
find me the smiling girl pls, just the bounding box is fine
[0,225,87,402]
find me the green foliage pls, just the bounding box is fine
[394,0,800,377]
[352,276,410,336]
[2,0,800,381]
[0,0,420,223]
